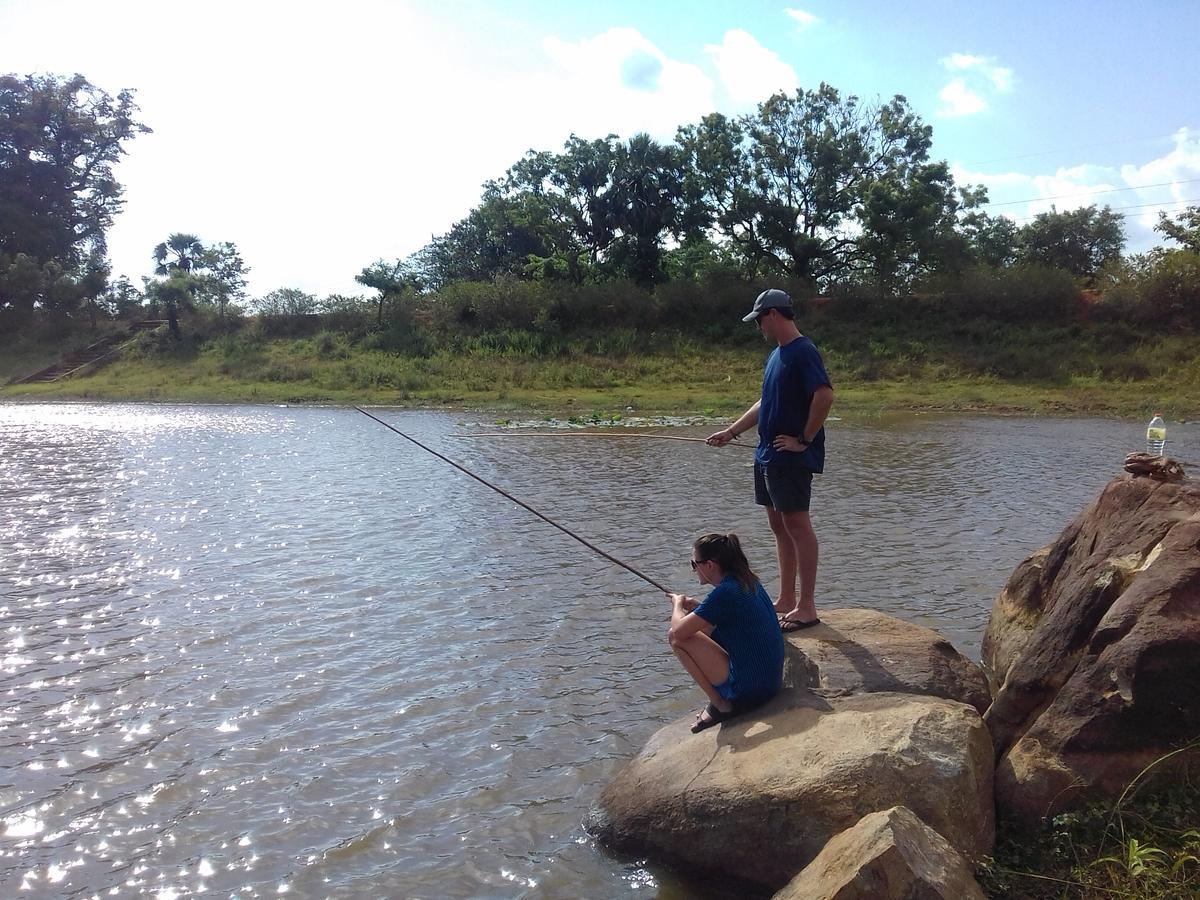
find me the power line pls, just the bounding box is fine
[963,129,1197,167]
[1006,196,1200,224]
[983,177,1200,208]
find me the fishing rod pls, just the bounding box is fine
[354,406,673,593]
[464,431,754,447]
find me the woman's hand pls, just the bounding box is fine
[667,592,699,611]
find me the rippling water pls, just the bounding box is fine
[1,402,1191,898]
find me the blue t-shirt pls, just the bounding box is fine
[694,575,784,705]
[756,335,831,472]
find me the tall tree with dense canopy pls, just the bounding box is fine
[1017,204,1125,282]
[678,86,956,288]
[605,133,684,285]
[0,73,148,321]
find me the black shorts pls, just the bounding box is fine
[754,462,813,512]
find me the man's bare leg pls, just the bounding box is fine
[766,506,798,615]
[778,509,819,623]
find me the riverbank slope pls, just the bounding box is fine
[4,317,1197,419]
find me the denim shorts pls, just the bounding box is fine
[754,462,813,512]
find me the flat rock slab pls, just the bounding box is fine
[784,609,991,715]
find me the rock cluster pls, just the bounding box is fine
[983,466,1200,824]
[587,611,994,893]
[589,458,1198,897]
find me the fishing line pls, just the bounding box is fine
[465,431,754,447]
[354,406,673,593]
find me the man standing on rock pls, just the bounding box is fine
[707,289,834,632]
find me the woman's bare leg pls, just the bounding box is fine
[671,632,732,712]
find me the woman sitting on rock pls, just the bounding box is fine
[669,532,785,733]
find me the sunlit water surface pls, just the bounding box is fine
[2,403,1192,898]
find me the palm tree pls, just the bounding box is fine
[152,233,203,275]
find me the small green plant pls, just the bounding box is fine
[980,742,1200,898]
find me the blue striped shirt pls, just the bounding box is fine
[694,575,784,705]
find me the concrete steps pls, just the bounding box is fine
[14,319,169,384]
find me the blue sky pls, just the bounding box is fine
[2,0,1197,298]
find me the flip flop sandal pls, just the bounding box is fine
[780,617,821,632]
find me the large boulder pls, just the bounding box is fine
[784,609,991,715]
[981,468,1200,823]
[588,689,993,891]
[773,806,986,900]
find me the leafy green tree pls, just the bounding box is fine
[150,233,249,322]
[1155,205,1200,253]
[1142,249,1200,324]
[356,259,421,326]
[0,74,148,325]
[676,112,762,277]
[193,242,249,319]
[855,161,978,293]
[145,272,194,337]
[606,133,684,285]
[0,73,149,266]
[101,275,145,318]
[428,132,683,286]
[414,187,567,288]
[255,288,318,317]
[678,87,949,288]
[499,136,621,277]
[958,208,1020,268]
[1017,204,1125,283]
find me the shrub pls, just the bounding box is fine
[1144,250,1200,325]
[311,330,350,360]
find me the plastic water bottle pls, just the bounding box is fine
[1146,414,1167,456]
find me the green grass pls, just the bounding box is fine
[4,318,1199,419]
[980,753,1200,899]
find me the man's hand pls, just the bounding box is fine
[706,427,738,447]
[772,434,808,453]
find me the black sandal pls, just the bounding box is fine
[690,703,737,733]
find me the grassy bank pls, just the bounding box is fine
[981,766,1200,899]
[3,326,1197,419]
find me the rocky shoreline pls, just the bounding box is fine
[588,454,1199,897]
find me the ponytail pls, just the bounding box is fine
[693,532,758,592]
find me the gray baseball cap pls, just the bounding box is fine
[742,288,793,322]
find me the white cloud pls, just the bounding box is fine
[784,8,820,30]
[1,4,722,298]
[542,28,715,134]
[936,52,1014,118]
[704,29,799,106]
[989,68,1014,92]
[938,79,986,117]
[942,52,988,71]
[1118,127,1200,235]
[952,129,1200,251]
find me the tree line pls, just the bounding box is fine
[2,71,1197,343]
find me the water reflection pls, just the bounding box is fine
[0,402,1191,897]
